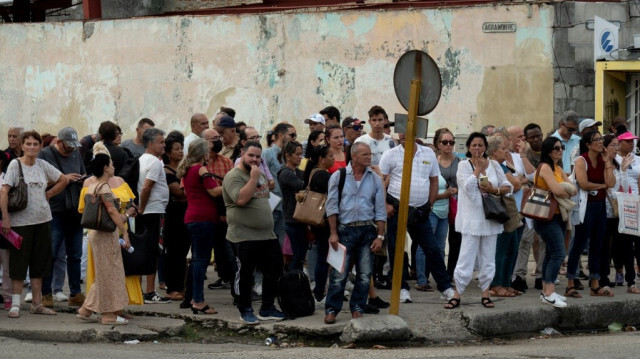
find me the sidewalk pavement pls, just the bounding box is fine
[2,264,640,343]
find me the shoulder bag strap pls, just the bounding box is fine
[17,159,24,180]
[307,168,321,190]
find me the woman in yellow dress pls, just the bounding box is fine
[78,143,143,311]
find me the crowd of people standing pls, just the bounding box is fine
[0,107,639,326]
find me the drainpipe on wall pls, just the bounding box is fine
[83,0,101,20]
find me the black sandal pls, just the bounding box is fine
[444,298,460,309]
[565,287,582,298]
[481,297,495,308]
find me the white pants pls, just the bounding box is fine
[454,234,497,295]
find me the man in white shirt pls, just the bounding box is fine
[551,111,581,174]
[355,105,395,166]
[184,113,209,154]
[379,133,454,304]
[137,128,171,304]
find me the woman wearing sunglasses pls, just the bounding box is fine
[567,131,616,298]
[532,137,574,307]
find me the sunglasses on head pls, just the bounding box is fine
[440,140,455,146]
[347,125,362,131]
[553,145,566,151]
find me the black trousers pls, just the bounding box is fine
[232,239,283,312]
[446,222,462,279]
[213,222,234,282]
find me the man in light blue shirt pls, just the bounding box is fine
[551,111,581,174]
[323,142,386,324]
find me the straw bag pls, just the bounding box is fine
[521,165,558,221]
[293,169,327,226]
[81,182,120,232]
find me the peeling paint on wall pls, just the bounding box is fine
[0,5,554,147]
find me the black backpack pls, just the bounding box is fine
[277,269,315,319]
[119,154,142,204]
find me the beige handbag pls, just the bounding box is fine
[293,169,327,226]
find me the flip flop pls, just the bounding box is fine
[102,316,128,326]
[565,287,582,298]
[590,286,614,297]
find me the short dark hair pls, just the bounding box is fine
[523,123,541,138]
[142,128,165,148]
[220,106,236,118]
[243,141,262,152]
[138,118,155,128]
[235,121,247,133]
[273,123,292,139]
[21,130,42,145]
[465,132,488,158]
[90,153,111,177]
[162,130,185,164]
[98,121,118,142]
[368,105,387,119]
[320,106,340,121]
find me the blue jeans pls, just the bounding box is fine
[187,222,215,303]
[416,213,448,285]
[325,224,376,315]
[534,215,566,284]
[491,230,520,287]
[568,200,606,280]
[387,211,452,292]
[43,213,83,296]
[285,223,308,271]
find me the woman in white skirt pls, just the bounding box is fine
[445,132,512,309]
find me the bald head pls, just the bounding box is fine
[507,126,525,152]
[190,113,209,135]
[201,128,220,142]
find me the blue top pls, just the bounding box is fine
[551,130,581,174]
[431,174,449,219]
[326,163,387,224]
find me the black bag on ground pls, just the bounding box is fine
[277,269,315,319]
[121,228,155,276]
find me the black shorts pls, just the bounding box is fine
[10,222,52,280]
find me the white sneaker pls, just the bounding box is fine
[400,289,412,303]
[552,292,566,302]
[24,292,32,303]
[540,293,566,308]
[253,281,263,296]
[440,288,455,301]
[53,292,69,302]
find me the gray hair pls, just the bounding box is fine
[350,142,370,156]
[561,110,580,126]
[480,125,496,136]
[176,138,208,178]
[486,135,505,157]
[8,127,24,135]
[142,128,165,148]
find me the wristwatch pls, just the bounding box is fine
[376,234,385,240]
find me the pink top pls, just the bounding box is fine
[184,164,219,224]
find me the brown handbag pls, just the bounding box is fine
[7,160,28,213]
[293,169,327,226]
[80,182,120,232]
[520,165,558,221]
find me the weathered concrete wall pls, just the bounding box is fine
[553,1,640,126]
[0,5,553,148]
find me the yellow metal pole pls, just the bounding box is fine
[389,78,421,315]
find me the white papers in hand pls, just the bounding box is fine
[327,243,347,273]
[268,193,281,211]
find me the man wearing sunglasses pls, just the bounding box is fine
[551,111,581,174]
[342,117,363,146]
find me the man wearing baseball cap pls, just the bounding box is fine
[38,126,87,308]
[342,116,363,146]
[578,118,602,134]
[304,113,325,132]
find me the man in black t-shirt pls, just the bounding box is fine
[38,127,86,308]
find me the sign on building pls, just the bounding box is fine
[482,22,516,33]
[594,16,619,61]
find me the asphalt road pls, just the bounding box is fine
[3,330,640,359]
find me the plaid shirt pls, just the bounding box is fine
[207,154,234,186]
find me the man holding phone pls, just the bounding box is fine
[38,127,87,307]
